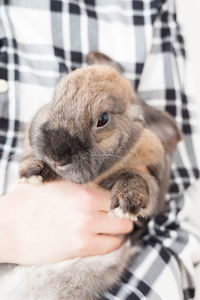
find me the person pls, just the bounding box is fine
[0,0,200,299]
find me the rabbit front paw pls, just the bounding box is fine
[110,172,149,222]
[19,158,58,183]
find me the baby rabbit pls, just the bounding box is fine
[0,51,181,300]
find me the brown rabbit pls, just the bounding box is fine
[0,52,182,300]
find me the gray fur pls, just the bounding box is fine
[0,244,139,300]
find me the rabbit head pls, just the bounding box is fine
[29,51,181,184]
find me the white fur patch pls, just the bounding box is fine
[18,175,43,185]
[109,207,145,221]
[109,207,135,221]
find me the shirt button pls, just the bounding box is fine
[0,79,8,93]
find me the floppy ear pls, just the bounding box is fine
[86,51,121,72]
[139,100,182,154]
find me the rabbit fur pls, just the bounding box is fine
[0,52,182,300]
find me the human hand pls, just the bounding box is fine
[0,180,133,265]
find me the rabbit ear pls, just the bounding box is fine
[86,51,121,72]
[139,100,182,154]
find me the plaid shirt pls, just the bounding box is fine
[0,0,200,299]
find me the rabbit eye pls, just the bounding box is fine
[97,112,109,128]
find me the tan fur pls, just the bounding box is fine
[94,128,164,185]
[51,66,136,134]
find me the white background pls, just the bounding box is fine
[176,1,200,299]
[176,0,200,100]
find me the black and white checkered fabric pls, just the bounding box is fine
[0,0,200,299]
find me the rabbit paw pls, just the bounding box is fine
[19,158,58,183]
[110,172,149,222]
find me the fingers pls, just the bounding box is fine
[92,211,134,235]
[82,234,125,257]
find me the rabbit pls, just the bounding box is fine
[0,51,182,300]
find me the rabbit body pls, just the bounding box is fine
[0,53,181,299]
[0,243,138,300]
